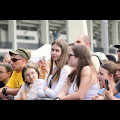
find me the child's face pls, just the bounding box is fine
[98,67,111,88]
[24,68,38,84]
[116,63,120,80]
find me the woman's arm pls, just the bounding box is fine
[61,66,93,100]
[21,90,27,100]
[56,79,71,99]
[44,65,71,99]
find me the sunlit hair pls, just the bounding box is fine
[101,61,118,83]
[47,39,68,84]
[68,45,97,88]
[22,63,40,84]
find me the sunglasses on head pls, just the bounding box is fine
[11,58,22,62]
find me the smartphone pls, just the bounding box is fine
[42,56,46,62]
[105,79,109,90]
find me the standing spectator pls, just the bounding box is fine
[114,45,120,60]
[0,48,31,100]
[14,63,44,100]
[92,61,118,100]
[3,53,11,64]
[106,54,116,63]
[75,34,100,72]
[55,45,100,100]
[37,39,71,99]
[0,63,13,88]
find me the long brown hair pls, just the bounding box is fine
[68,45,97,88]
[47,39,68,84]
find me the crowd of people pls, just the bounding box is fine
[0,34,120,100]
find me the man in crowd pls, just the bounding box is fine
[0,48,31,100]
[75,34,100,73]
[114,45,120,60]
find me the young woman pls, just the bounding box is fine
[55,45,100,100]
[14,63,44,100]
[92,61,118,100]
[37,39,71,99]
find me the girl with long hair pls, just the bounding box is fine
[37,39,71,99]
[55,45,100,100]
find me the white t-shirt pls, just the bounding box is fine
[14,79,44,100]
[91,55,100,73]
[37,65,71,99]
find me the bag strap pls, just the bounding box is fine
[91,54,102,65]
[49,72,57,88]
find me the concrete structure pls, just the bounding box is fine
[0,20,120,57]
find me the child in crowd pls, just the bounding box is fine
[0,63,13,88]
[104,60,120,100]
[14,63,44,100]
[92,61,118,100]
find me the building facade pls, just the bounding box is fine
[0,20,119,56]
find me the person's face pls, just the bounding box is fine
[68,50,78,69]
[0,66,9,83]
[116,63,120,80]
[75,37,86,46]
[51,44,62,61]
[24,68,38,84]
[10,54,25,72]
[117,50,120,60]
[98,67,111,87]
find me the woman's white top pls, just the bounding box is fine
[37,65,71,99]
[14,79,44,100]
[68,78,100,100]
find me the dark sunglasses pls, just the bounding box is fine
[68,53,78,59]
[117,49,120,53]
[11,58,22,62]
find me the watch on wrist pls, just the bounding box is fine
[2,88,7,95]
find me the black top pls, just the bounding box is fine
[0,81,5,88]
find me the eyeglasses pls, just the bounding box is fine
[11,58,22,62]
[68,53,78,59]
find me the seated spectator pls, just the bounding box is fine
[0,48,31,100]
[106,54,116,63]
[37,39,71,99]
[92,61,118,100]
[0,63,13,88]
[55,45,100,100]
[104,60,120,100]
[14,63,44,100]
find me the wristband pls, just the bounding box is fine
[54,97,60,100]
[2,88,7,95]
